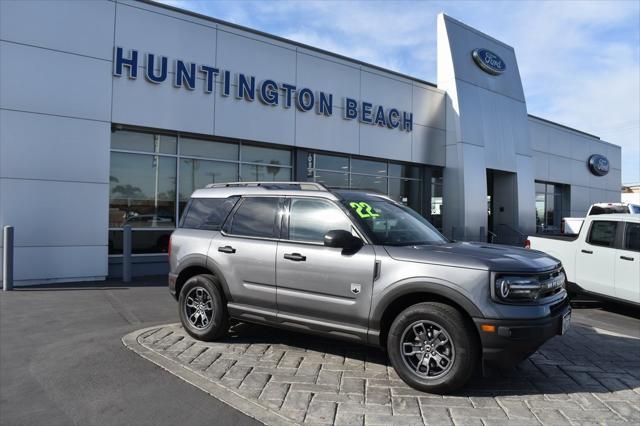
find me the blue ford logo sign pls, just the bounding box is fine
[472,48,506,75]
[588,154,609,176]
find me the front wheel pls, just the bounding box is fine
[179,274,228,341]
[387,302,478,394]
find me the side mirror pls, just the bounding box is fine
[324,229,363,253]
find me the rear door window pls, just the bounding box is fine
[624,222,640,252]
[229,197,281,238]
[587,221,618,247]
[180,196,239,230]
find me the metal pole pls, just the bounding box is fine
[3,226,14,291]
[122,225,132,283]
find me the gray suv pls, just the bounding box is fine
[169,182,570,393]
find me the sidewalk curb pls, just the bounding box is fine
[122,324,298,426]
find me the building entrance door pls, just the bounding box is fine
[486,170,519,244]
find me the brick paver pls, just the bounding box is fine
[131,322,640,425]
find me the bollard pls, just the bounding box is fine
[122,225,132,283]
[3,226,14,291]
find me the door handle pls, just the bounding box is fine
[284,253,306,262]
[581,249,593,254]
[218,245,236,254]
[620,256,635,261]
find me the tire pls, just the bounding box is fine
[387,302,478,394]
[178,274,228,341]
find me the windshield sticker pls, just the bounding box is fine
[349,201,380,219]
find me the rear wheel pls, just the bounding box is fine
[387,302,478,394]
[179,274,228,341]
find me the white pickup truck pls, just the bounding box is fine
[526,214,640,305]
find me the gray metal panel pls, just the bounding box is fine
[296,50,360,102]
[0,41,112,122]
[214,87,295,145]
[360,69,413,112]
[0,110,110,184]
[548,154,572,185]
[8,246,108,283]
[533,151,549,182]
[0,178,108,247]
[359,122,412,161]
[115,1,218,66]
[112,70,216,134]
[0,0,115,60]
[570,185,590,214]
[295,107,359,154]
[412,85,445,130]
[411,124,446,166]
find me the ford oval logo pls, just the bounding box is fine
[588,154,609,176]
[472,48,506,75]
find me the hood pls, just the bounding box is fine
[384,242,560,272]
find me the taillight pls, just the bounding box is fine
[167,235,172,260]
[524,239,531,249]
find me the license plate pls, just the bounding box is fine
[560,311,571,335]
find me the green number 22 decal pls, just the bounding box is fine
[349,201,380,219]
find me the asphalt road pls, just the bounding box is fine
[0,277,260,426]
[1,277,638,426]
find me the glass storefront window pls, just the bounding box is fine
[108,229,172,255]
[179,158,238,213]
[180,137,238,160]
[314,170,349,188]
[389,178,421,212]
[430,172,443,231]
[241,145,291,166]
[241,164,291,182]
[351,158,387,176]
[316,154,348,171]
[389,163,420,179]
[109,152,177,228]
[111,131,176,154]
[351,174,387,194]
[535,181,569,233]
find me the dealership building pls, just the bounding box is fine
[0,0,622,284]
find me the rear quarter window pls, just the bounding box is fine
[180,197,239,230]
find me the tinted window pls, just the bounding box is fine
[624,223,640,252]
[589,205,628,215]
[630,205,640,214]
[230,197,280,238]
[587,221,618,247]
[288,199,353,243]
[181,197,239,230]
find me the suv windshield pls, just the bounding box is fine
[340,195,448,246]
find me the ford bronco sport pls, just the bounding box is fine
[168,182,571,393]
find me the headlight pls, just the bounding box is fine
[494,271,565,303]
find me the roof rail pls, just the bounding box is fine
[204,181,329,191]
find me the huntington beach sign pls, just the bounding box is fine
[113,47,414,132]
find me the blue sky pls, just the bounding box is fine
[159,0,640,183]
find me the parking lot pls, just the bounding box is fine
[1,278,639,425]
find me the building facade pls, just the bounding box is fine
[0,0,622,284]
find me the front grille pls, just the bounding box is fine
[537,268,566,299]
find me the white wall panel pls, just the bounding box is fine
[0,110,110,184]
[547,127,572,159]
[0,179,108,247]
[115,2,217,68]
[569,132,591,162]
[569,159,589,186]
[112,72,215,134]
[0,42,111,121]
[412,125,445,166]
[215,91,294,146]
[529,120,549,153]
[589,188,607,205]
[412,85,445,129]
[0,0,115,60]
[295,108,359,155]
[217,30,295,83]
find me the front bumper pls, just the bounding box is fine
[474,298,571,368]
